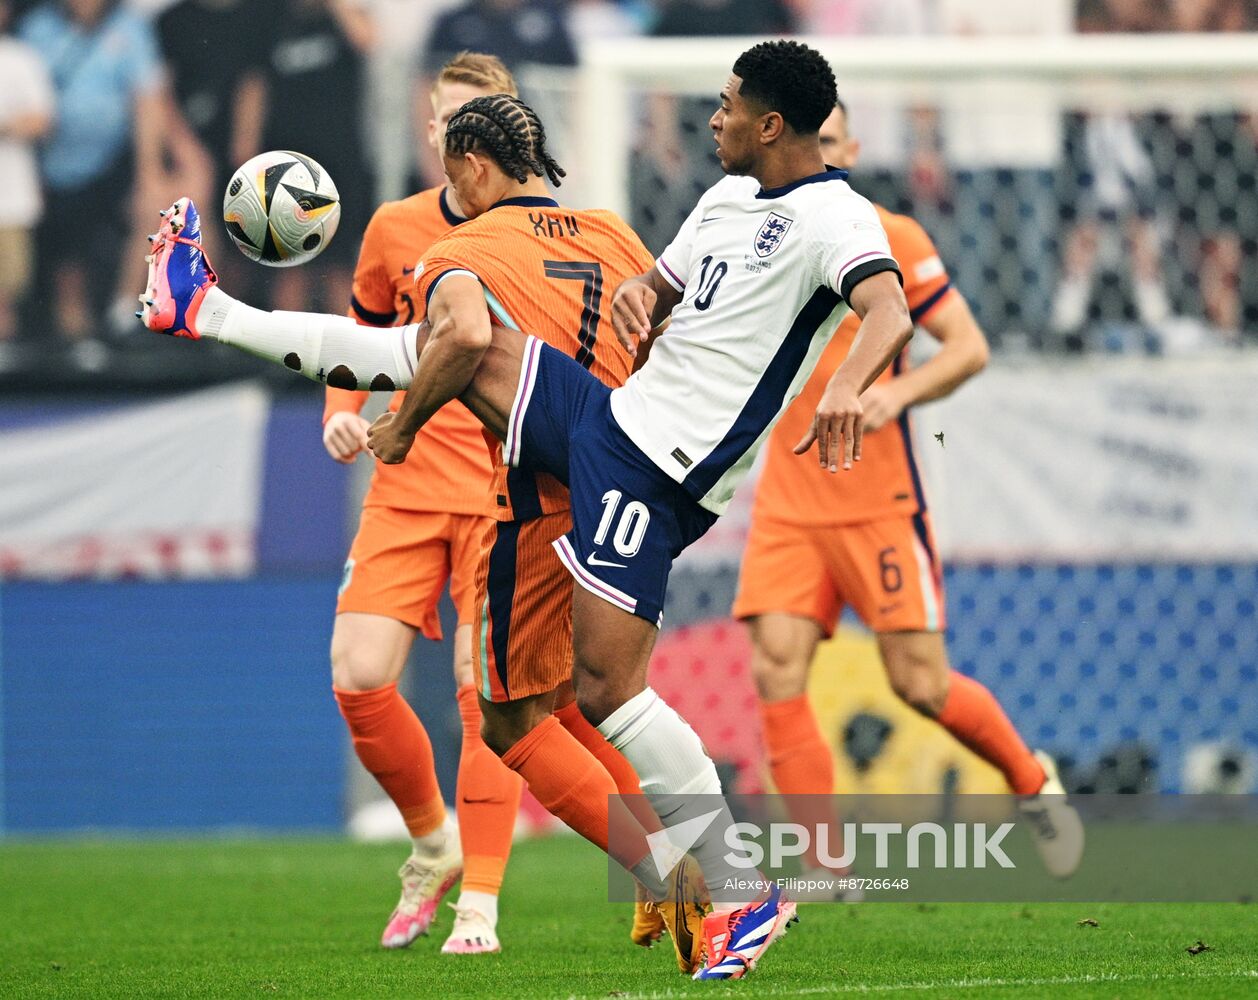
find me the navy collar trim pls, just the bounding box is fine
[491,196,560,210]
[438,187,465,226]
[756,167,849,200]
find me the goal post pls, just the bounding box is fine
[527,33,1258,217]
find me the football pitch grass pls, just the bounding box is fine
[2,836,1256,999]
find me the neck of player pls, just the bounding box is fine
[752,140,829,193]
[497,175,553,205]
[446,187,468,220]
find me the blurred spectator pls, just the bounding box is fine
[0,0,52,344]
[156,0,270,291]
[797,0,927,34]
[1154,0,1258,343]
[795,1,935,234]
[1052,0,1172,347]
[19,0,164,354]
[649,0,796,35]
[927,0,1071,345]
[415,1,577,189]
[568,0,646,42]
[262,0,374,315]
[627,0,796,252]
[424,0,577,74]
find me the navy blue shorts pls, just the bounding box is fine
[506,336,717,626]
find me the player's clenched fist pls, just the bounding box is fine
[794,377,863,473]
[366,411,415,465]
[610,277,657,357]
[323,411,371,464]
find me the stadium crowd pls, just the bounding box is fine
[0,0,1255,376]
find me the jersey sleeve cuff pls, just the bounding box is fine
[423,267,481,309]
[656,257,685,293]
[839,257,902,306]
[909,281,956,325]
[350,294,397,327]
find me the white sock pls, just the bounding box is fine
[598,687,753,902]
[1134,279,1170,325]
[410,822,449,860]
[199,286,420,389]
[1051,275,1091,332]
[456,889,499,926]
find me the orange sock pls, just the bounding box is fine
[333,683,445,838]
[760,694,837,870]
[760,693,834,795]
[501,715,651,873]
[455,684,523,894]
[555,700,662,834]
[937,671,1045,795]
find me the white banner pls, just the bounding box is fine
[918,355,1258,560]
[679,354,1258,566]
[0,383,270,579]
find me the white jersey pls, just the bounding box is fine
[608,169,899,515]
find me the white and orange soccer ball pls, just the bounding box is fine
[222,150,340,267]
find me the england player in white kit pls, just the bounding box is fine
[519,167,902,620]
[138,41,912,981]
[500,42,912,979]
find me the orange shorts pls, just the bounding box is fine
[733,511,946,635]
[336,505,486,640]
[471,510,574,703]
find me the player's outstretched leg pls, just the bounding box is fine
[140,198,523,444]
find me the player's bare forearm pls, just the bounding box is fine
[892,295,988,407]
[368,276,490,463]
[611,268,682,356]
[835,272,913,394]
[795,273,911,471]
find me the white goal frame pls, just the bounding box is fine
[522,33,1258,218]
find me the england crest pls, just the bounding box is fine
[754,212,793,258]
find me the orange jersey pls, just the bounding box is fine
[753,206,959,526]
[324,186,493,515]
[414,197,654,521]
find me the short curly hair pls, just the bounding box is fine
[732,40,837,135]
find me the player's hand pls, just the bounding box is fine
[858,383,905,434]
[366,411,415,465]
[795,379,863,472]
[322,411,371,463]
[611,279,657,357]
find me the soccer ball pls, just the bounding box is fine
[222,150,340,267]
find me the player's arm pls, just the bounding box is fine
[367,273,490,464]
[611,266,682,358]
[612,192,710,356]
[323,214,398,463]
[860,293,989,432]
[796,271,912,472]
[322,380,372,465]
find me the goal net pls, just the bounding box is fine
[523,35,1258,795]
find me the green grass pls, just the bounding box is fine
[1,836,1256,999]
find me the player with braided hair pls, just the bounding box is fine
[443,93,565,189]
[139,93,709,974]
[323,54,536,958]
